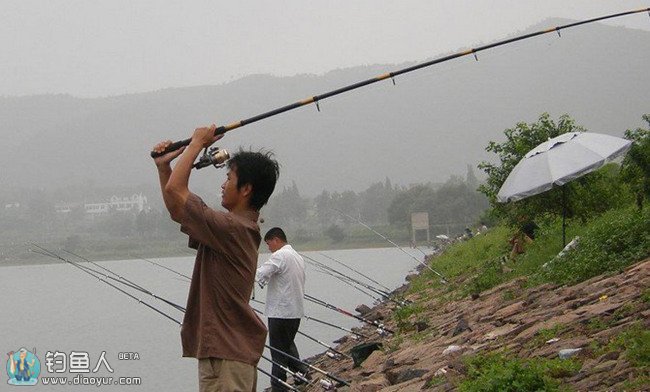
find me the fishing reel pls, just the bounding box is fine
[193,146,230,170]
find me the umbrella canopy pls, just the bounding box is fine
[497,132,632,203]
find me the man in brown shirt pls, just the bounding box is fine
[153,125,280,391]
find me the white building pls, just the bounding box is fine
[84,193,149,215]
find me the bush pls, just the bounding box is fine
[539,205,650,285]
[459,353,580,392]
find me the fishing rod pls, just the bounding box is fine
[250,304,349,361]
[30,244,184,325]
[332,208,448,283]
[135,255,192,281]
[59,248,351,384]
[126,256,357,362]
[150,8,649,161]
[38,246,187,314]
[303,253,390,297]
[318,251,392,293]
[302,255,386,303]
[303,314,369,340]
[33,245,346,389]
[296,330,350,360]
[304,294,394,335]
[61,249,187,313]
[260,355,311,388]
[251,298,368,339]
[314,252,412,306]
[265,344,350,387]
[303,254,410,307]
[256,366,299,392]
[62,250,354,364]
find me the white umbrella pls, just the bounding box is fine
[497,132,632,245]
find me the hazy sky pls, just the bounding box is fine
[3,0,649,97]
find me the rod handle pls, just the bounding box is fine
[150,126,227,158]
[150,138,191,158]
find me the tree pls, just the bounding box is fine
[265,181,308,229]
[314,190,334,229]
[325,224,346,243]
[478,113,632,226]
[358,178,397,225]
[387,184,435,228]
[621,114,650,210]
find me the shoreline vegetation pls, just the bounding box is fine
[300,202,649,391]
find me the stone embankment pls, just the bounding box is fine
[302,258,649,391]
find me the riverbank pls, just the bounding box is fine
[301,255,649,391]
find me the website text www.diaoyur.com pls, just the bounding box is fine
[39,374,141,387]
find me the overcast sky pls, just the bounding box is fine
[3,0,649,98]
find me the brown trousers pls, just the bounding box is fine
[198,358,257,392]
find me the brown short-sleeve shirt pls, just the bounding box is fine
[179,193,267,366]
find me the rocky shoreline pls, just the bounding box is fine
[299,257,650,391]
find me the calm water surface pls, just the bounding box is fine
[1,247,426,391]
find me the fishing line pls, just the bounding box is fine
[150,8,650,160]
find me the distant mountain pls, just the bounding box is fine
[1,18,648,197]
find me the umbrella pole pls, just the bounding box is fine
[562,186,567,248]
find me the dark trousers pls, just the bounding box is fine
[268,318,306,391]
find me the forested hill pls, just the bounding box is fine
[1,18,648,196]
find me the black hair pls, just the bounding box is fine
[227,149,280,211]
[264,227,287,242]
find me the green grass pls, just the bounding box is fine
[459,352,580,392]
[407,202,649,300]
[393,303,425,332]
[590,322,649,371]
[536,205,650,285]
[407,226,511,298]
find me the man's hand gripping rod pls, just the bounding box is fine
[151,126,231,170]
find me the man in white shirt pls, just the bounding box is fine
[256,227,307,391]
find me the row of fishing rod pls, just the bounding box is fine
[29,242,422,390]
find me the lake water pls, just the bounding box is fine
[1,247,426,390]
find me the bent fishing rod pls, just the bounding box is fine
[150,8,649,161]
[32,245,348,388]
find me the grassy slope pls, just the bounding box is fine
[400,203,649,390]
